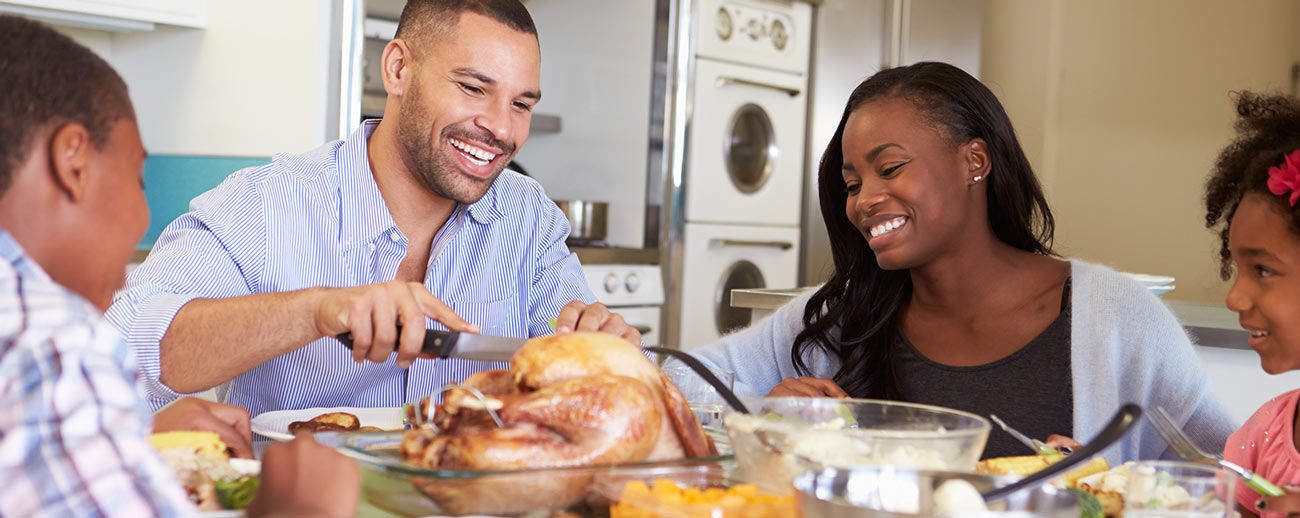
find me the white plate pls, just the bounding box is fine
[250,406,404,441]
[1148,285,1175,297]
[1124,272,1176,287]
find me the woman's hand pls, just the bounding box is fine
[766,376,849,398]
[1044,434,1083,454]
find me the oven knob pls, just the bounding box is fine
[770,19,788,50]
[747,18,762,40]
[715,7,733,41]
[603,273,620,294]
[624,272,641,293]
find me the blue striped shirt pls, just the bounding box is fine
[0,230,196,517]
[106,120,595,417]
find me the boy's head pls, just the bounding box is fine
[1206,92,1300,373]
[0,15,149,311]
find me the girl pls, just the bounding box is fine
[1205,92,1300,518]
[679,62,1233,462]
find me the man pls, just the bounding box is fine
[106,0,638,416]
[0,15,357,516]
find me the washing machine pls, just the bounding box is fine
[685,58,807,226]
[669,0,812,350]
[678,223,800,349]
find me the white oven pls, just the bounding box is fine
[581,264,664,347]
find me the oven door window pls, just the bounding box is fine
[714,259,765,335]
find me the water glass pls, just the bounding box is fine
[1124,461,1237,518]
[661,363,734,430]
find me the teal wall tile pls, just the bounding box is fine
[142,155,268,248]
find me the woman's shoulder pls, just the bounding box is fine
[1068,259,1173,315]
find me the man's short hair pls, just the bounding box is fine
[0,15,133,197]
[395,0,537,51]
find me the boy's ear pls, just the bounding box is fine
[47,122,91,203]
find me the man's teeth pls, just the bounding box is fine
[1252,330,1271,338]
[450,137,497,165]
[869,217,907,238]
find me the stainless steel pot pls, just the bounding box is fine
[554,200,608,244]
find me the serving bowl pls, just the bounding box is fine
[795,465,1079,517]
[593,463,795,518]
[316,430,734,517]
[724,398,990,492]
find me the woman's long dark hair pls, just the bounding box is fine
[791,62,1056,398]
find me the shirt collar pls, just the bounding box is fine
[0,227,54,283]
[337,120,508,246]
[338,120,398,252]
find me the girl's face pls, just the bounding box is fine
[840,98,986,270]
[1226,192,1300,374]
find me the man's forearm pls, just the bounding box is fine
[158,288,326,393]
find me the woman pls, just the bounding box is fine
[684,62,1232,462]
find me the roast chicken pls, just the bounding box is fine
[399,332,717,514]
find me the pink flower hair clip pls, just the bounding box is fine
[1267,149,1300,207]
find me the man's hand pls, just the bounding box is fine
[554,300,641,345]
[315,281,479,368]
[245,434,360,518]
[152,397,254,459]
[766,376,850,398]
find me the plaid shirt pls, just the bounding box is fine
[0,230,196,517]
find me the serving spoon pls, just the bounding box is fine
[980,403,1142,503]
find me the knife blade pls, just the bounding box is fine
[336,327,528,362]
[989,414,1060,455]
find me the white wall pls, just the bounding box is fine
[104,0,326,157]
[1197,345,1300,426]
[981,0,1300,304]
[512,0,656,248]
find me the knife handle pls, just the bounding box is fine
[335,326,461,358]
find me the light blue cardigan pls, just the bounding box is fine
[680,259,1236,465]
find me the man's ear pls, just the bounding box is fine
[382,38,414,97]
[48,122,92,203]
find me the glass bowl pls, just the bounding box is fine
[593,463,796,518]
[794,465,1079,517]
[316,430,734,517]
[724,398,990,492]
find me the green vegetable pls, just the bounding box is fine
[761,411,785,422]
[833,404,859,427]
[215,476,260,510]
[1067,488,1103,518]
[548,317,558,331]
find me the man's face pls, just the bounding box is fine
[397,12,541,204]
[74,118,149,311]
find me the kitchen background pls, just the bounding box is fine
[10,0,1300,424]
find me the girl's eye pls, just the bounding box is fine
[1257,265,1276,278]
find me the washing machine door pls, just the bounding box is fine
[714,259,766,335]
[725,103,776,194]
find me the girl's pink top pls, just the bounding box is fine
[1226,388,1300,517]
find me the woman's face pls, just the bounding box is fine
[1225,192,1300,374]
[840,98,985,270]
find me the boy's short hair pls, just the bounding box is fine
[0,14,134,196]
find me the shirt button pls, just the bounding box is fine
[368,243,377,252]
[389,232,401,242]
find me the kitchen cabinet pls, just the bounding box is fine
[0,0,207,30]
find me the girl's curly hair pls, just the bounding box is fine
[1205,92,1300,279]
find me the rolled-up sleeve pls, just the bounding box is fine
[106,171,266,409]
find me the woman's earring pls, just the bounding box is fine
[973,175,984,182]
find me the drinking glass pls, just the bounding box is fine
[661,363,734,430]
[1124,461,1237,518]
